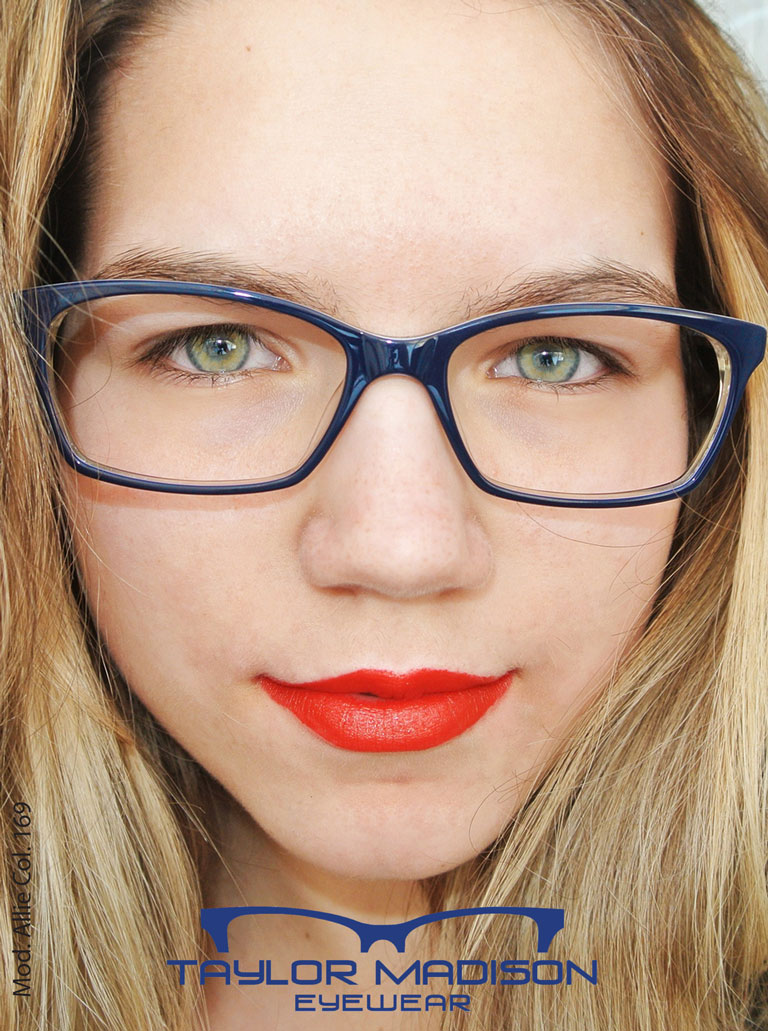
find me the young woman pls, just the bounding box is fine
[1,0,767,1028]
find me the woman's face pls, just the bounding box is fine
[69,0,679,881]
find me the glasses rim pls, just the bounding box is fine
[21,278,767,508]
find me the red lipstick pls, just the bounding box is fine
[259,669,513,752]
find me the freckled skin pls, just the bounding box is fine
[70,0,679,899]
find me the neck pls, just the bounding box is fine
[199,797,442,1031]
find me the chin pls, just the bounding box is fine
[320,849,466,883]
[273,818,499,884]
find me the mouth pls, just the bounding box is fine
[258,669,515,752]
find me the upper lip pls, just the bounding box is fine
[262,669,509,700]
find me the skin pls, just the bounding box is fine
[66,0,681,1025]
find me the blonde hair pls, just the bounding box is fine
[1,1,767,1029]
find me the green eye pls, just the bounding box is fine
[185,328,251,373]
[515,340,580,382]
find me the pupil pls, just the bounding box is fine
[210,337,235,356]
[513,339,580,382]
[535,350,562,369]
[186,329,249,372]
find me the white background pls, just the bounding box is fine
[701,0,768,82]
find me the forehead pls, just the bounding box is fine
[84,0,675,333]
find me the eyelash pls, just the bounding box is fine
[133,323,285,384]
[488,337,633,391]
[129,327,634,394]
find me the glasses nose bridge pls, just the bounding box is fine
[346,330,457,456]
[359,331,440,383]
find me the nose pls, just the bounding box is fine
[298,376,493,598]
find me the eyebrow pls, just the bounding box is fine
[89,247,680,324]
[463,262,680,316]
[90,248,339,312]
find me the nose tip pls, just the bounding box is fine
[300,492,492,598]
[298,376,493,598]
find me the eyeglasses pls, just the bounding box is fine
[22,279,766,508]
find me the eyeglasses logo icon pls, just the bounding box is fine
[200,905,565,954]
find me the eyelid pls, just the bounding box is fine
[130,322,286,372]
[488,336,631,382]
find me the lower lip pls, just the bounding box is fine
[259,671,514,752]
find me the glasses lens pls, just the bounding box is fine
[48,293,349,483]
[447,313,729,497]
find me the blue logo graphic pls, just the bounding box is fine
[199,906,564,954]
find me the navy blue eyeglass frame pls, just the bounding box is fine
[22,279,766,508]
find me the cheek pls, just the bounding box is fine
[68,474,678,700]
[65,477,303,688]
[492,500,678,688]
[62,471,680,877]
